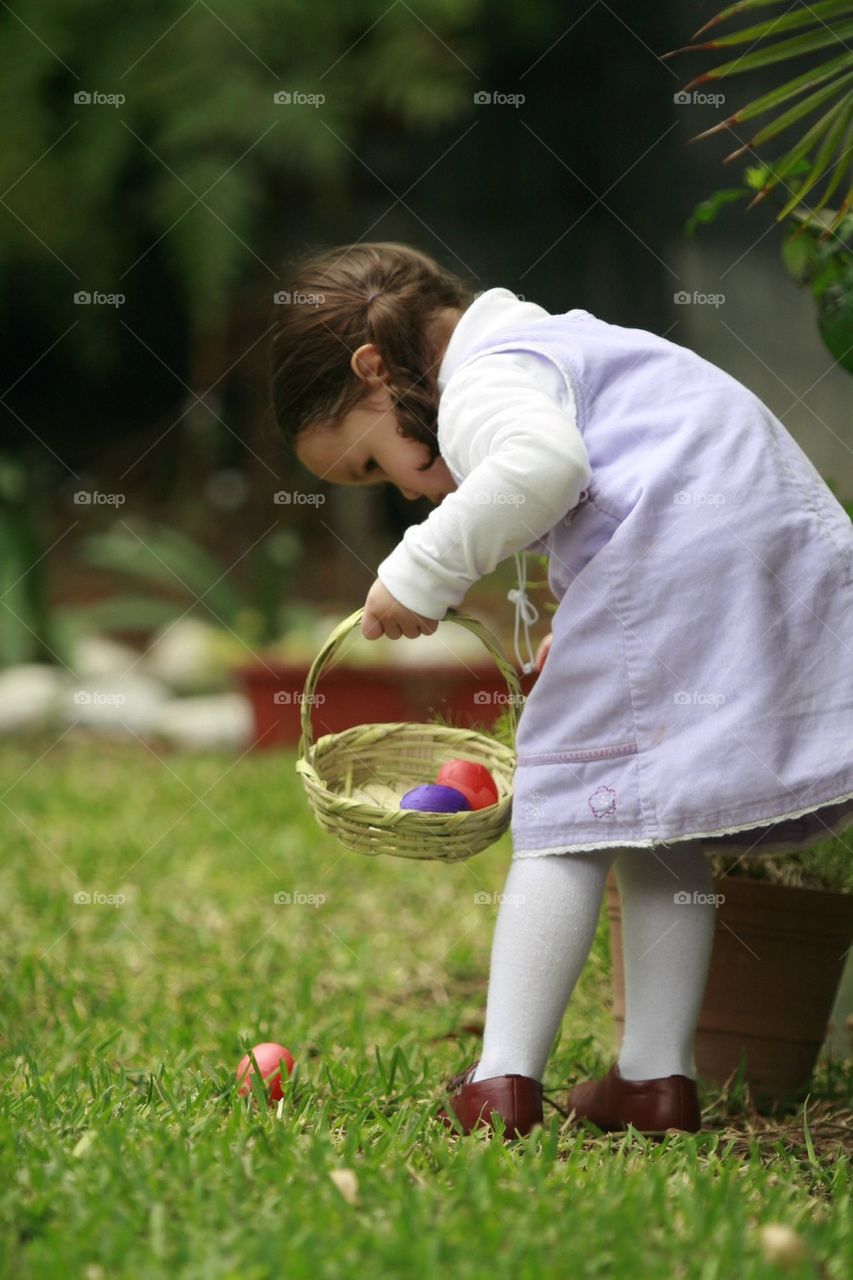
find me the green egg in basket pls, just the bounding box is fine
[295,606,522,862]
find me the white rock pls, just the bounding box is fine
[142,617,241,693]
[63,673,170,734]
[71,633,141,681]
[0,664,63,733]
[151,693,253,751]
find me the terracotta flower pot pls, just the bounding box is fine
[233,659,535,749]
[605,868,853,1107]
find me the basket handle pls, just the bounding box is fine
[296,606,525,762]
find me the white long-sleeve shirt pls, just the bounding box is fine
[376,288,592,656]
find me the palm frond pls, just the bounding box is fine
[722,67,853,159]
[745,96,850,205]
[689,50,853,142]
[692,0,834,41]
[666,1,853,233]
[775,98,853,218]
[687,0,853,51]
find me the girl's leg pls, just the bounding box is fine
[471,848,617,1084]
[613,845,717,1080]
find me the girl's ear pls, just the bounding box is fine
[351,343,390,384]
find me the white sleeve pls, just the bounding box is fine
[376,351,591,619]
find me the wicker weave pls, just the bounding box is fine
[295,606,523,861]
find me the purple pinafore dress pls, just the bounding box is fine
[456,309,853,860]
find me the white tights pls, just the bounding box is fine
[470,845,717,1084]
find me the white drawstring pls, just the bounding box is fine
[507,551,539,675]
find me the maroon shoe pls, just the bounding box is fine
[567,1061,702,1135]
[436,1059,544,1141]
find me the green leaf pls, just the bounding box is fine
[53,597,193,638]
[693,1,853,52]
[716,50,853,130]
[79,522,244,627]
[774,99,853,219]
[740,68,853,153]
[748,97,849,200]
[0,474,63,668]
[689,20,853,82]
[0,566,34,666]
[782,227,825,283]
[685,187,750,237]
[693,0,833,40]
[810,134,853,218]
[816,272,853,371]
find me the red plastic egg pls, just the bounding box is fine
[435,760,499,810]
[236,1042,295,1104]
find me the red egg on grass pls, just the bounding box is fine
[236,1042,295,1105]
[435,760,499,810]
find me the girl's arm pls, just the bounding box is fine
[375,352,590,620]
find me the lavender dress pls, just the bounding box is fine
[457,310,853,859]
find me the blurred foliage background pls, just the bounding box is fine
[1,0,851,667]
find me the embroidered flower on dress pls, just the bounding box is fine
[588,785,617,818]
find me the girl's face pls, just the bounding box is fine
[294,333,459,505]
[294,395,456,505]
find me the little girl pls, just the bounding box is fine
[270,241,853,1140]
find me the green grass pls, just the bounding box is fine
[1,733,850,1279]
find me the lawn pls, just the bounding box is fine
[1,732,850,1279]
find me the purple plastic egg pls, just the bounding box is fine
[399,783,472,813]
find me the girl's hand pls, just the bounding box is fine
[362,578,440,640]
[534,632,553,674]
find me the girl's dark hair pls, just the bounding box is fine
[269,242,476,472]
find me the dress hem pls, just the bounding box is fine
[510,784,853,858]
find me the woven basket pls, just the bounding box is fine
[295,606,523,862]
